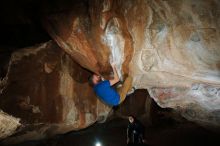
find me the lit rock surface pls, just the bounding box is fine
[0,41,110,144]
[0,110,21,139]
[44,0,220,126]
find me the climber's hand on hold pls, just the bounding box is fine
[110,62,116,68]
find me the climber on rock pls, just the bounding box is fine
[88,63,133,106]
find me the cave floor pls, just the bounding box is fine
[10,117,220,146]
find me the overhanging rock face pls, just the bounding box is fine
[0,41,110,144]
[44,0,220,126]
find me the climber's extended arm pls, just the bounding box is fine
[109,63,120,86]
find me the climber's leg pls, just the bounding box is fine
[118,76,133,104]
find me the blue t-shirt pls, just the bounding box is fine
[94,80,120,106]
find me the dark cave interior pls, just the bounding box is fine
[0,0,220,146]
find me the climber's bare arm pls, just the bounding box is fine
[109,63,120,86]
[109,64,120,86]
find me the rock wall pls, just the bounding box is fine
[43,0,220,126]
[0,110,20,139]
[0,41,110,144]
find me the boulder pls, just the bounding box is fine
[43,0,220,126]
[0,110,20,139]
[0,41,110,144]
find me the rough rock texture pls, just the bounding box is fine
[0,41,110,144]
[44,0,220,126]
[0,110,21,139]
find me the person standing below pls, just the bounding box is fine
[127,116,146,146]
[88,63,133,106]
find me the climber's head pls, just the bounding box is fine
[128,115,135,124]
[89,74,101,86]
